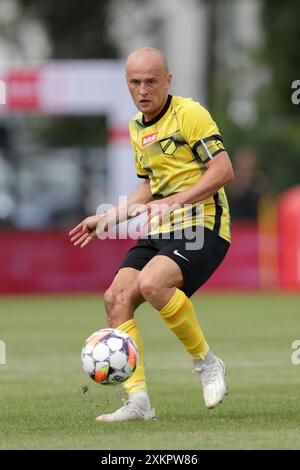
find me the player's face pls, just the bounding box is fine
[126,62,172,121]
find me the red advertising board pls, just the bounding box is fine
[0,223,260,294]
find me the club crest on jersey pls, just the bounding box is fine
[142,132,158,147]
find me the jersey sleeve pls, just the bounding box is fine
[179,102,226,164]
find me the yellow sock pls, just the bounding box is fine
[118,319,147,394]
[158,288,209,360]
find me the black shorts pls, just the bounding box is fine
[118,227,230,297]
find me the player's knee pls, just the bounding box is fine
[104,286,125,311]
[104,284,139,326]
[137,273,160,303]
[103,287,123,327]
[103,287,113,309]
[103,288,114,323]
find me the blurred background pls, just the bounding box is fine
[0,0,299,293]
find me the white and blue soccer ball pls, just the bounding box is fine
[81,328,138,385]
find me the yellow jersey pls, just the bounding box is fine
[129,95,231,242]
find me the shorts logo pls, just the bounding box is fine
[142,132,158,147]
[173,250,190,262]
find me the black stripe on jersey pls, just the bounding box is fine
[203,134,224,144]
[137,174,149,179]
[213,192,223,236]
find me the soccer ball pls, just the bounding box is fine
[81,328,138,385]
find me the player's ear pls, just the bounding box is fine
[166,73,172,89]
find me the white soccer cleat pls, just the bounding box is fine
[95,399,156,423]
[193,353,228,409]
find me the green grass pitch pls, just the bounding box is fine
[0,293,300,450]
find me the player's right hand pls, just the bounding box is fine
[69,213,110,248]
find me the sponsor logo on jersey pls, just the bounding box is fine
[142,132,158,147]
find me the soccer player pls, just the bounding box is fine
[69,47,234,422]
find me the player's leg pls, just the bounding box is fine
[103,267,148,399]
[138,255,209,360]
[97,239,158,423]
[104,267,144,327]
[137,229,230,409]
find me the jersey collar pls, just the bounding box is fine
[142,94,172,127]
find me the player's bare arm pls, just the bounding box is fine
[132,151,234,226]
[174,151,234,204]
[69,179,153,248]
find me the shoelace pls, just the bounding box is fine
[193,361,220,386]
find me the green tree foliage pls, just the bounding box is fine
[257,0,300,191]
[16,0,119,147]
[209,0,300,193]
[261,0,300,117]
[18,0,118,58]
